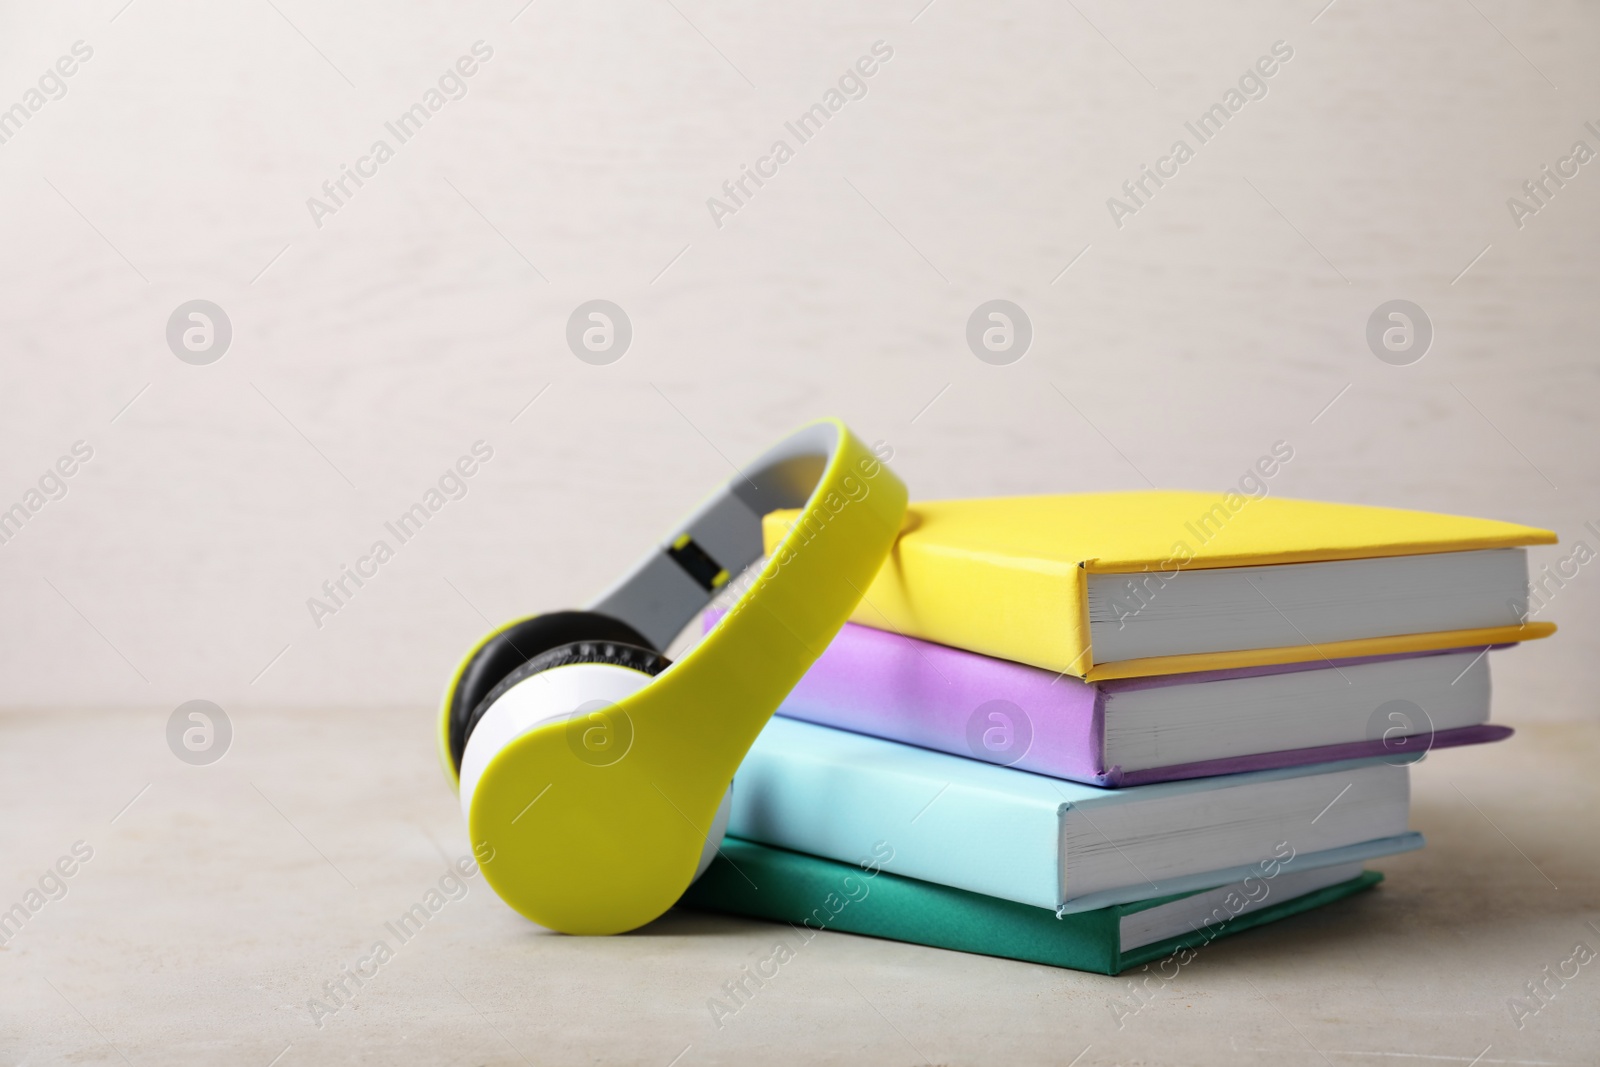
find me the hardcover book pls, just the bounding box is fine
[679,837,1383,975]
[755,618,1510,786]
[728,717,1422,912]
[760,492,1555,679]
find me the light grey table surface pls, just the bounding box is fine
[2,707,1596,1066]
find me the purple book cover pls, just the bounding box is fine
[714,615,1512,787]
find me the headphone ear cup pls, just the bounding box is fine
[459,639,731,891]
[461,640,670,755]
[458,655,658,817]
[477,640,670,709]
[445,611,657,774]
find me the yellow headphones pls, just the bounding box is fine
[438,420,906,934]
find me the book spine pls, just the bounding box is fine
[771,621,1110,785]
[1090,689,1112,783]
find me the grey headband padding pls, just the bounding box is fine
[587,422,840,649]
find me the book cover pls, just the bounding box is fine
[754,618,1512,787]
[761,492,1556,679]
[729,716,1423,911]
[678,837,1385,975]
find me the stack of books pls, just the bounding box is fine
[680,492,1555,974]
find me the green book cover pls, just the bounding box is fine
[679,837,1383,975]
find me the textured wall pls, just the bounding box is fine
[0,0,1595,717]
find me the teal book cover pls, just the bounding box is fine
[679,837,1384,976]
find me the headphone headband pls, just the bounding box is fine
[587,420,847,650]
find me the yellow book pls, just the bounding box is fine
[762,491,1556,680]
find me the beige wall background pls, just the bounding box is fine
[0,0,1595,718]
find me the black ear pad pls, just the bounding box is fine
[460,639,672,762]
[447,611,656,772]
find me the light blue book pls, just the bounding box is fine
[728,717,1423,913]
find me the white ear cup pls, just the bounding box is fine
[459,662,731,884]
[459,663,650,815]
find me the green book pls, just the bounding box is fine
[679,837,1383,975]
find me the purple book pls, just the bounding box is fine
[720,616,1511,787]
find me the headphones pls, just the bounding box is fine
[438,420,906,935]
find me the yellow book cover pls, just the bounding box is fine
[762,491,1557,680]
